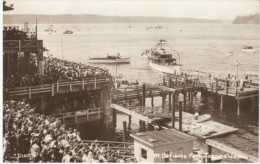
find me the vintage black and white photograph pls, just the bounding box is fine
[2,0,259,163]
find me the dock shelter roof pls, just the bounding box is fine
[130,129,194,148]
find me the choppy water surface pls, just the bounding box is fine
[37,23,259,160]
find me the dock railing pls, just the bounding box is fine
[6,77,108,98]
[52,107,102,125]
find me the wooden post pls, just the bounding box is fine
[237,100,240,119]
[128,115,132,130]
[169,92,172,111]
[151,96,154,107]
[139,120,143,132]
[94,77,97,89]
[162,94,165,109]
[57,81,59,93]
[148,123,153,131]
[69,81,72,92]
[207,145,212,163]
[98,108,101,119]
[123,121,127,142]
[190,91,193,112]
[211,84,213,93]
[142,84,146,107]
[171,92,175,128]
[183,92,186,112]
[220,95,224,117]
[179,101,182,131]
[28,87,32,99]
[142,121,146,131]
[188,91,191,101]
[225,78,228,95]
[215,78,218,93]
[51,84,54,96]
[82,78,85,91]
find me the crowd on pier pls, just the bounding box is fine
[4,55,111,89]
[3,26,36,40]
[3,98,131,163]
[168,70,250,89]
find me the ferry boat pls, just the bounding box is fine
[62,30,73,34]
[142,40,182,74]
[89,53,130,64]
[242,46,255,53]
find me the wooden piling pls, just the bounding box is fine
[142,84,146,106]
[237,100,240,119]
[162,94,165,109]
[139,120,143,132]
[123,121,127,142]
[225,78,228,95]
[220,95,224,117]
[190,92,193,112]
[148,123,153,131]
[207,145,212,163]
[169,92,172,111]
[151,96,154,107]
[183,92,186,112]
[179,101,182,131]
[142,121,146,131]
[128,115,132,130]
[171,91,176,128]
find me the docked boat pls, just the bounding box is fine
[242,46,255,53]
[89,53,130,64]
[63,30,73,34]
[142,40,182,74]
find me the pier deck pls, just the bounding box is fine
[174,112,238,140]
[112,104,238,140]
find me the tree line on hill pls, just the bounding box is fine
[3,14,223,24]
[233,13,259,24]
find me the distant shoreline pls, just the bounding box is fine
[3,14,223,24]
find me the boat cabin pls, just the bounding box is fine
[151,49,177,66]
[130,129,194,163]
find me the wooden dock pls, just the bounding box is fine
[173,112,238,140]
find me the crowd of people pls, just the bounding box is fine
[3,98,132,163]
[3,26,36,40]
[4,55,112,89]
[167,70,249,90]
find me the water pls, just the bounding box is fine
[34,23,259,83]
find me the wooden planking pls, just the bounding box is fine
[206,139,259,163]
[172,112,238,139]
[111,104,153,123]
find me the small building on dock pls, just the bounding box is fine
[130,129,194,163]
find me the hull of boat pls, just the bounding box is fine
[149,62,181,74]
[89,58,130,64]
[242,49,255,53]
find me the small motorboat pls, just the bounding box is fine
[242,46,255,53]
[62,30,73,34]
[89,53,130,64]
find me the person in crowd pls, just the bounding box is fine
[3,98,134,163]
[5,55,111,88]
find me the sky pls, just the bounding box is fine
[4,0,260,20]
